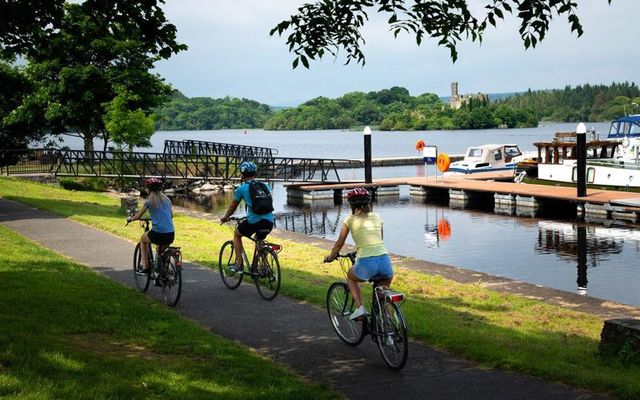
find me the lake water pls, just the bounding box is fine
[64,122,640,307]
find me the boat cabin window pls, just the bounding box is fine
[504,146,522,157]
[494,150,502,161]
[610,120,640,136]
[468,148,483,158]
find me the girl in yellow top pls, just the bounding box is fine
[324,187,393,320]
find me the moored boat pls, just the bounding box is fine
[534,116,640,189]
[444,144,523,175]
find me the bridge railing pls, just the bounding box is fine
[0,148,63,175]
[163,139,278,158]
[51,149,358,182]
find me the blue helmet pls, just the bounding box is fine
[239,161,257,174]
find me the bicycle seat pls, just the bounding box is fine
[368,274,392,284]
[254,229,271,240]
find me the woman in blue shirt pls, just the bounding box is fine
[128,178,175,274]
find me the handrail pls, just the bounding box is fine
[49,149,353,182]
[0,148,64,175]
[163,139,278,158]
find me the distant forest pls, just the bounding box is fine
[496,82,640,123]
[153,82,640,131]
[263,87,535,131]
[154,90,273,131]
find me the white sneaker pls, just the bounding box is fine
[228,263,242,273]
[349,305,367,320]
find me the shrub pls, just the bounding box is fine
[59,177,109,192]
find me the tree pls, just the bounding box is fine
[0,1,65,60]
[2,1,185,154]
[0,62,42,152]
[271,0,612,68]
[103,88,155,150]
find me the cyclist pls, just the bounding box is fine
[128,177,175,274]
[324,187,393,320]
[220,161,274,272]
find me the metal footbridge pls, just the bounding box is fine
[1,140,362,183]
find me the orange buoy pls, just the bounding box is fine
[437,153,450,172]
[437,219,451,241]
[415,140,425,152]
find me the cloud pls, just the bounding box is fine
[155,0,639,105]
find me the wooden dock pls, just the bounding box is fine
[286,173,640,223]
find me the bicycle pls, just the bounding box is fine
[127,217,183,307]
[219,216,282,301]
[325,252,409,370]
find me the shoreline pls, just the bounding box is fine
[174,204,640,321]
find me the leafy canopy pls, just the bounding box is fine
[271,0,614,68]
[1,1,186,152]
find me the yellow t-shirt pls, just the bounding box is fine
[344,212,388,258]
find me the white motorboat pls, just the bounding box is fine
[444,144,523,175]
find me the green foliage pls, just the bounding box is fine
[0,62,46,150]
[58,177,109,192]
[104,88,155,149]
[264,87,536,131]
[154,91,274,130]
[270,0,607,68]
[497,82,640,122]
[2,1,186,152]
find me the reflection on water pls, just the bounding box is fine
[536,222,626,296]
[171,184,640,307]
[274,206,345,236]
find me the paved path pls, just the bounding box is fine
[0,198,613,400]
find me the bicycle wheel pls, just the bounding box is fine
[161,254,182,307]
[326,282,365,346]
[253,247,281,301]
[218,240,243,289]
[133,243,150,292]
[375,301,408,371]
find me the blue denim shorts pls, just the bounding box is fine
[353,254,393,281]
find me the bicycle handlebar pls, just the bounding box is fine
[324,252,357,264]
[220,216,246,225]
[126,217,152,227]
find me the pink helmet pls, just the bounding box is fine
[144,177,163,191]
[347,187,370,206]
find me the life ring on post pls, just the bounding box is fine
[436,153,450,172]
[415,140,426,152]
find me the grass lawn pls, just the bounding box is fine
[0,224,337,399]
[1,177,640,399]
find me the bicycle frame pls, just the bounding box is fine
[327,252,408,370]
[224,217,281,277]
[126,214,183,307]
[219,216,282,301]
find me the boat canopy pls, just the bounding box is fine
[608,115,640,138]
[463,144,521,163]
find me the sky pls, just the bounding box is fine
[154,0,640,107]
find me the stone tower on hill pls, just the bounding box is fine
[450,82,489,110]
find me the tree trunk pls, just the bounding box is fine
[83,135,94,159]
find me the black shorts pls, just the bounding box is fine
[238,219,273,240]
[148,230,175,246]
